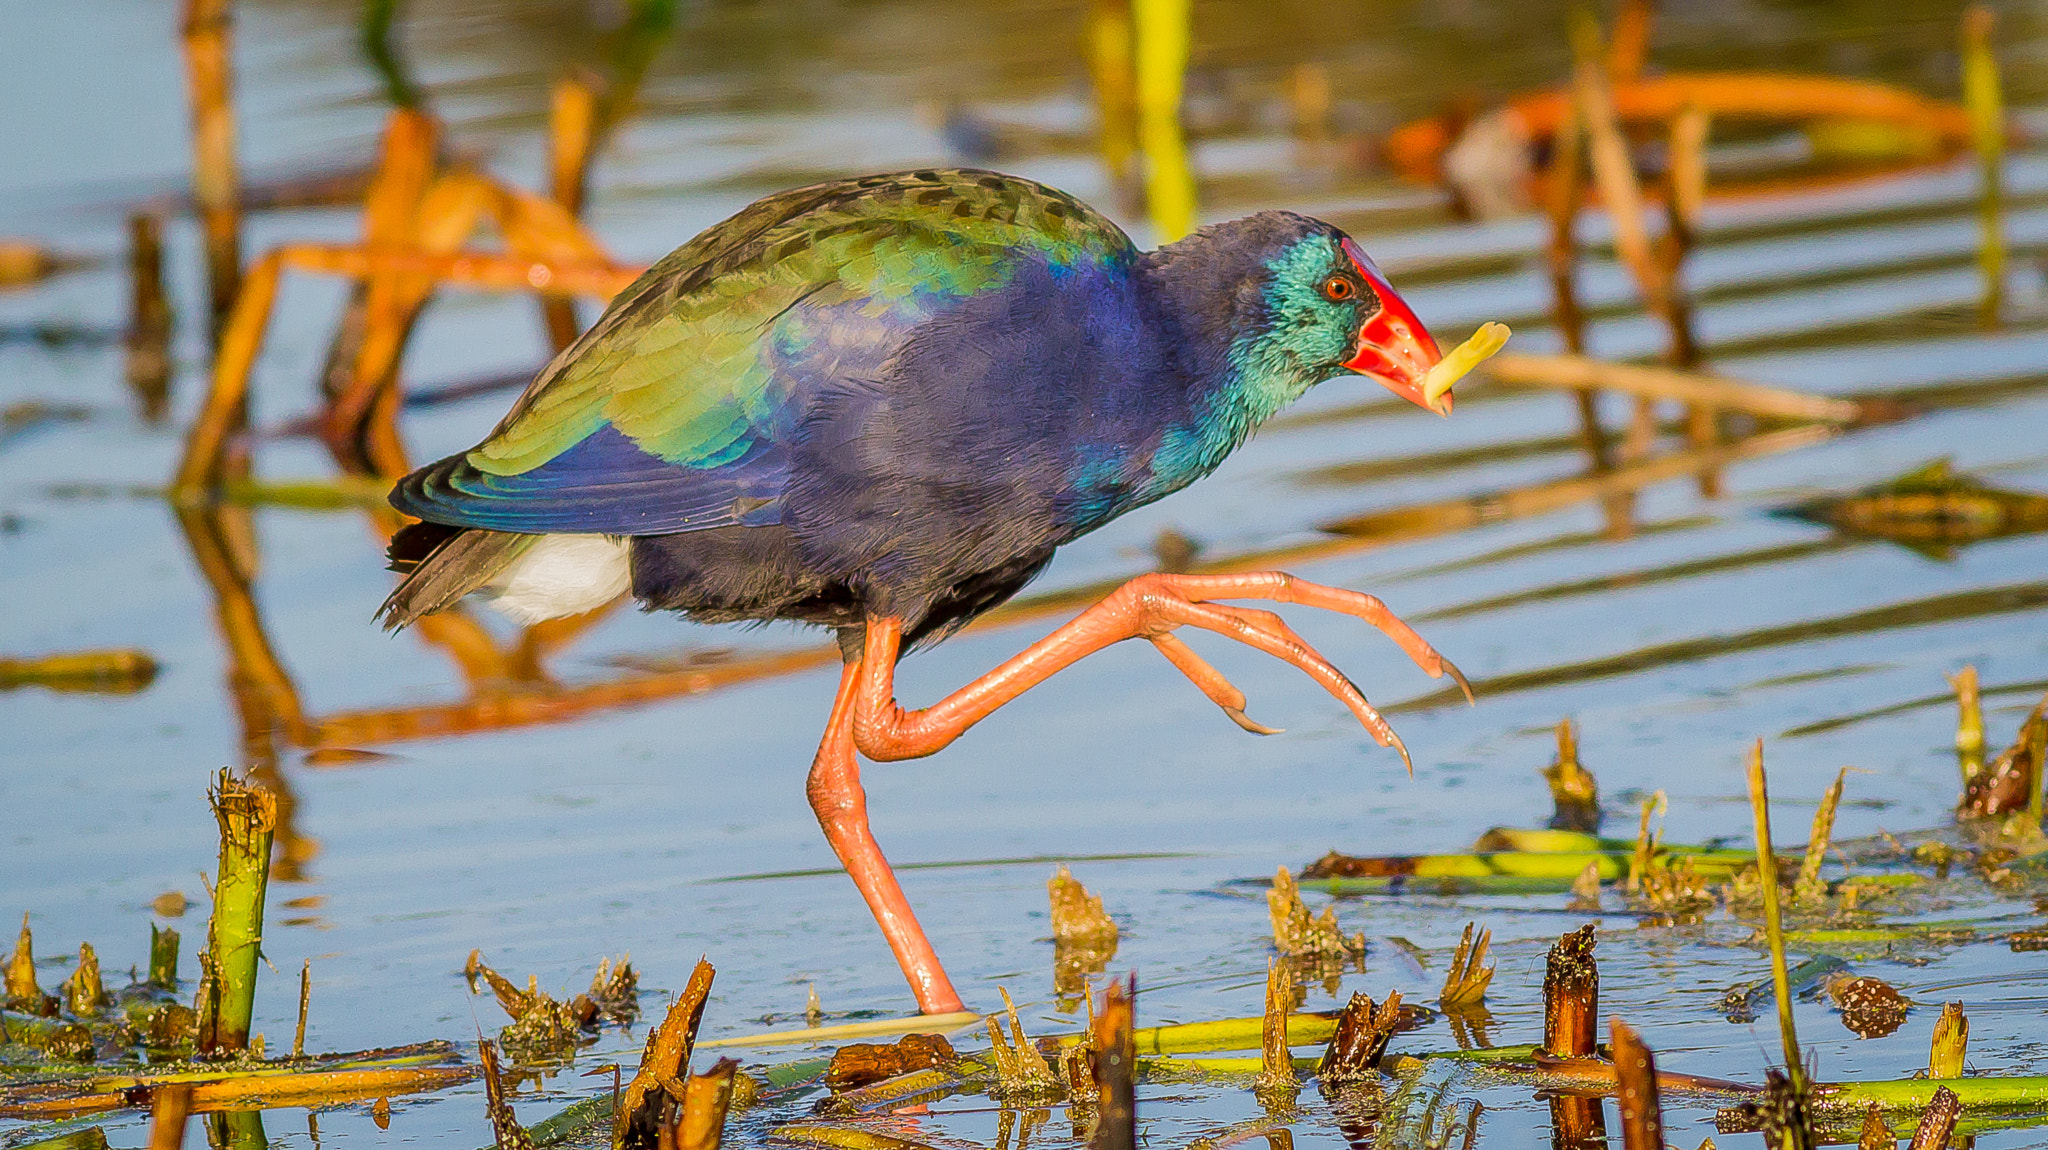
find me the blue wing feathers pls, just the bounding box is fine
[391,423,788,534]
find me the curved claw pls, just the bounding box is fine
[1441,656,1476,706]
[1383,727,1414,776]
[1222,706,1284,736]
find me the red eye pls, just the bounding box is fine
[1322,276,1355,301]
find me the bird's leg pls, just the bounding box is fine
[806,660,968,1016]
[852,571,1471,771]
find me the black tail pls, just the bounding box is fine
[376,524,535,630]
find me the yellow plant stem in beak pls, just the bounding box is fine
[1421,322,1511,416]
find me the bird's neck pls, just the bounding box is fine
[1134,236,1324,488]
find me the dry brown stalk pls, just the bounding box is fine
[126,213,174,423]
[181,0,241,344]
[174,242,640,496]
[1539,97,1613,476]
[1859,1103,1892,1149]
[146,1083,193,1150]
[293,960,310,1060]
[1482,354,1862,424]
[542,70,602,351]
[1267,867,1362,959]
[3,1063,475,1121]
[1544,718,1601,831]
[1906,1085,1961,1150]
[0,650,160,692]
[1086,976,1136,1150]
[1928,1002,1967,1079]
[0,239,59,286]
[1543,925,1598,1059]
[1570,10,1695,466]
[1795,767,1850,903]
[1439,922,1494,1007]
[1609,1018,1665,1150]
[616,959,716,1150]
[1604,0,1653,83]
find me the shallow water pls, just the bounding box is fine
[5,0,2048,1146]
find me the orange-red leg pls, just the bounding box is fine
[854,571,1470,770]
[816,570,1466,1013]
[806,661,967,1015]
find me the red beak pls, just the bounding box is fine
[1337,238,1447,414]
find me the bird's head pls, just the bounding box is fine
[1252,217,1450,415]
[1155,212,1452,416]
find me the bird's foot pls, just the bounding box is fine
[1114,575,1454,770]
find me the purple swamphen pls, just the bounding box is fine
[379,168,1471,1014]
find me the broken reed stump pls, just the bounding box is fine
[1542,925,1598,1059]
[5,913,43,1010]
[1543,719,1601,832]
[1086,975,1136,1150]
[1609,1018,1664,1150]
[125,213,174,423]
[617,959,715,1150]
[1928,1002,1968,1079]
[61,942,108,1018]
[1908,1084,1962,1150]
[668,1059,740,1150]
[1949,665,1985,784]
[1859,1104,1891,1150]
[1316,989,1402,1089]
[1255,960,1298,1103]
[150,924,180,988]
[197,771,277,1057]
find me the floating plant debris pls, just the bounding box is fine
[1782,458,2048,556]
[465,952,639,1065]
[824,1035,959,1093]
[0,650,158,694]
[1958,693,2046,819]
[1824,974,1911,1040]
[1265,867,1363,960]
